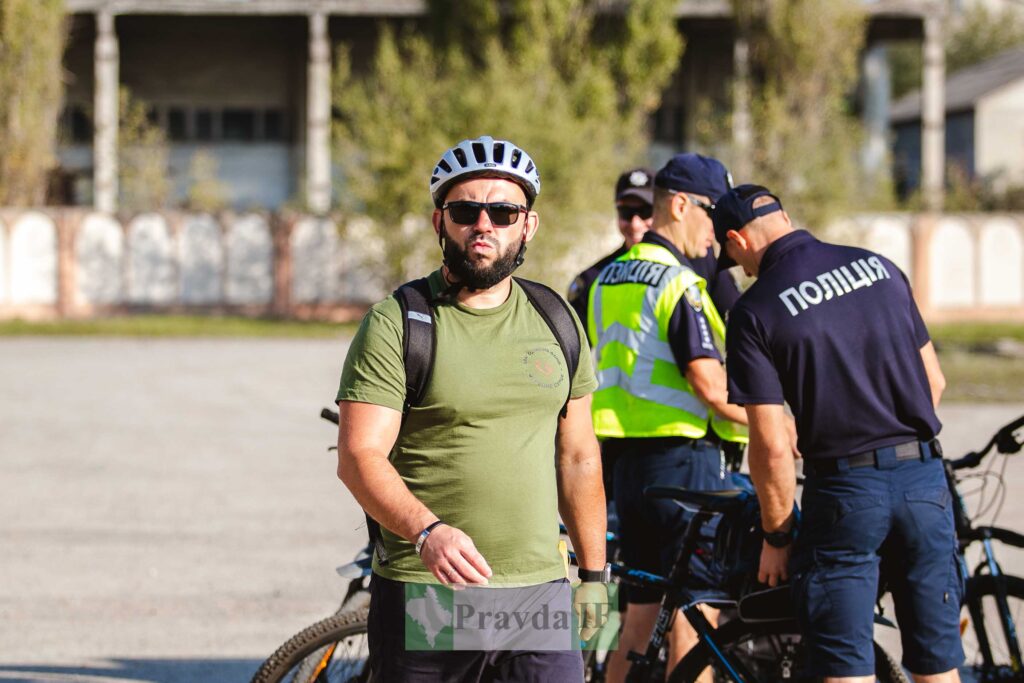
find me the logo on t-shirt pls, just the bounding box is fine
[523,348,566,389]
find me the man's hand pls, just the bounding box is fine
[418,525,492,586]
[758,542,791,587]
[573,581,611,642]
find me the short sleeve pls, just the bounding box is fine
[667,286,723,368]
[569,304,598,398]
[336,301,407,412]
[725,304,784,405]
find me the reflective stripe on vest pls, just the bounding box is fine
[587,241,747,443]
[588,242,708,439]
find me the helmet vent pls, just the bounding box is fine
[471,142,487,163]
[430,175,439,186]
[453,148,468,167]
[524,160,535,174]
[510,149,522,168]
[493,143,505,164]
[437,159,452,173]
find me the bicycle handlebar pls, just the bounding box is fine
[321,407,340,425]
[950,414,1024,471]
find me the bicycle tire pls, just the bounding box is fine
[250,607,370,683]
[962,573,1024,681]
[667,617,908,682]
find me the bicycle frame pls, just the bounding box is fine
[945,416,1024,676]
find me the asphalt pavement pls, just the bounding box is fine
[0,337,1022,682]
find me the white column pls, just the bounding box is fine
[731,36,752,183]
[306,12,331,215]
[862,44,891,176]
[94,10,119,213]
[922,11,946,211]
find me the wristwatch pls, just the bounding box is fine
[578,563,612,583]
[763,527,794,548]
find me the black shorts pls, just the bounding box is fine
[608,437,726,603]
[367,574,585,682]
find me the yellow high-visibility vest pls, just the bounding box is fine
[587,241,747,444]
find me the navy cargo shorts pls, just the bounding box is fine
[791,447,965,678]
[608,436,725,603]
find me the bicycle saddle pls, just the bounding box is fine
[643,486,750,514]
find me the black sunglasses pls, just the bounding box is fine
[442,201,528,226]
[616,205,653,222]
[685,194,715,218]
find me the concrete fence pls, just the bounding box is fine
[829,213,1024,323]
[0,209,374,320]
[1,209,1023,323]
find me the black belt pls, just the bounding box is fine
[803,439,942,477]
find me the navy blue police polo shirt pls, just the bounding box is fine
[640,232,723,368]
[725,230,941,460]
[691,251,742,319]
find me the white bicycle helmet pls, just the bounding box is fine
[429,136,541,208]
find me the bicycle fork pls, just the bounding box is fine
[974,536,1024,674]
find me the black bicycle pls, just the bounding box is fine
[573,481,907,683]
[946,414,1024,681]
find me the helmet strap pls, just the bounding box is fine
[514,235,527,268]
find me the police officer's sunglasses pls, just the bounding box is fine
[684,194,716,218]
[616,205,653,222]
[442,201,529,226]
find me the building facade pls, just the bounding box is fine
[60,0,944,213]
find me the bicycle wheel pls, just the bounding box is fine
[961,573,1024,681]
[667,618,908,682]
[250,607,370,683]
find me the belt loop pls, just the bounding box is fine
[876,446,898,470]
[836,457,851,474]
[919,440,931,461]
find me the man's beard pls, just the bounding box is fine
[442,223,523,290]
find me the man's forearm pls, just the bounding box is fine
[557,456,607,571]
[709,396,749,425]
[338,452,437,543]
[748,441,795,531]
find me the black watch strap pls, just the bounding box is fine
[763,528,794,548]
[578,564,611,583]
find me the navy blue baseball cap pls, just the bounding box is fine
[712,184,783,270]
[653,153,732,200]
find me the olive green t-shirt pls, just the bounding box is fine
[337,270,598,585]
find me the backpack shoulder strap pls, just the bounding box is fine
[514,277,581,418]
[394,277,436,413]
[367,277,435,566]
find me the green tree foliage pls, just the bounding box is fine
[890,4,1024,100]
[185,149,229,213]
[332,0,682,290]
[119,87,171,211]
[0,0,66,206]
[732,0,871,228]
